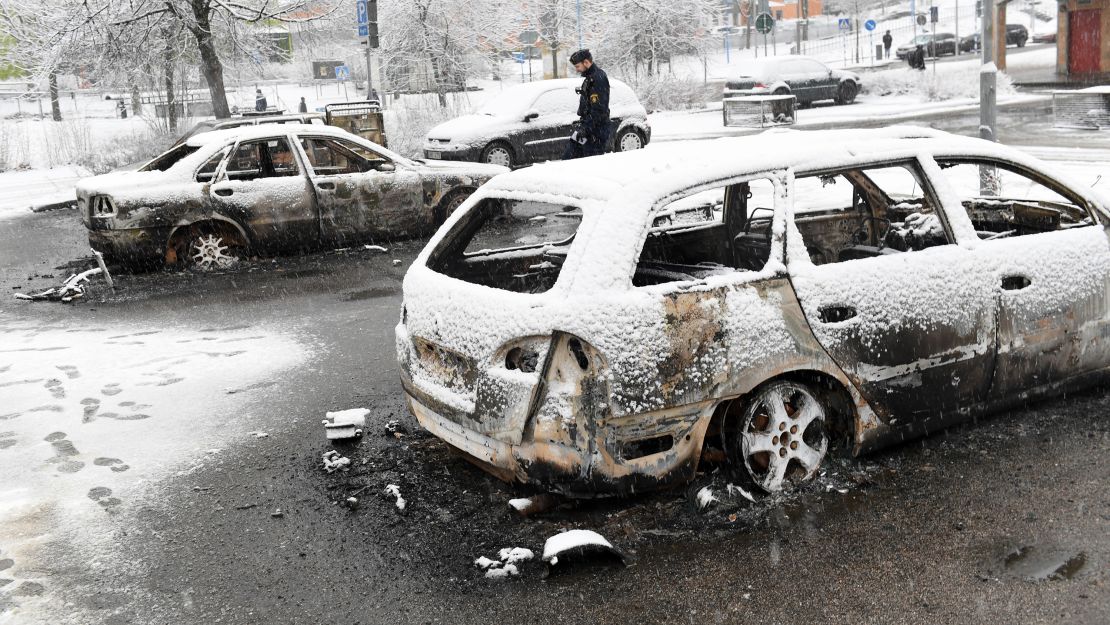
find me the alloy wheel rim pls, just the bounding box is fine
[190,234,237,270]
[741,384,828,492]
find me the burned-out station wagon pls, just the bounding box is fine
[78,124,507,268]
[396,127,1110,496]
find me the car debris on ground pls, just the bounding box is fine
[323,408,369,440]
[14,267,104,303]
[474,547,534,579]
[542,529,625,570]
[383,484,407,512]
[322,450,351,473]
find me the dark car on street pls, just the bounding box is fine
[896,33,958,59]
[960,24,1029,52]
[723,56,861,106]
[423,78,651,170]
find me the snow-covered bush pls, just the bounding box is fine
[625,75,715,113]
[861,65,1016,101]
[383,95,472,159]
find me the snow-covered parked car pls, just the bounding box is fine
[78,124,506,268]
[724,56,861,106]
[423,78,651,169]
[396,126,1110,496]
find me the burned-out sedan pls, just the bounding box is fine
[78,124,506,268]
[396,126,1110,497]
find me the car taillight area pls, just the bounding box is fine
[411,336,477,395]
[88,195,116,217]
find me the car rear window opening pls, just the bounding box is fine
[427,198,582,294]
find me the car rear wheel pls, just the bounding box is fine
[723,380,829,493]
[1017,37,1027,48]
[481,142,514,169]
[836,81,858,105]
[615,127,644,152]
[169,223,246,270]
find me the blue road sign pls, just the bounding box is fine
[838,18,851,30]
[356,0,369,36]
[864,19,877,31]
[512,52,526,64]
[335,65,351,81]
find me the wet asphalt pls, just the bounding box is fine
[2,106,1108,624]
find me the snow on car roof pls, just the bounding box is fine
[184,123,360,147]
[477,77,640,115]
[481,126,1004,206]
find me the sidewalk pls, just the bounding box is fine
[0,166,89,220]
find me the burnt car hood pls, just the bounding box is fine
[76,169,178,200]
[414,158,508,177]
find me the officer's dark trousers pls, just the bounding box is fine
[562,129,610,160]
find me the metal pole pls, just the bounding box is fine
[955,0,960,56]
[365,39,373,98]
[980,0,997,150]
[576,0,583,49]
[725,34,731,63]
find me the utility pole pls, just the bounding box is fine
[576,0,583,49]
[980,0,997,193]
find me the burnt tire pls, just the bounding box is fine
[722,380,829,493]
[614,127,644,152]
[836,81,858,105]
[480,141,515,169]
[433,188,474,225]
[171,224,245,271]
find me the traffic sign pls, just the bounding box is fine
[864,19,877,31]
[356,0,368,37]
[838,18,851,31]
[755,13,774,35]
[335,65,351,81]
[916,14,927,26]
[512,52,526,64]
[929,6,939,22]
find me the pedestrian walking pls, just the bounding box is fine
[298,96,308,113]
[882,30,893,59]
[255,89,267,112]
[116,99,127,119]
[562,49,610,161]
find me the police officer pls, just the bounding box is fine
[563,49,610,160]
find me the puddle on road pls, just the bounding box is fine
[1002,546,1088,581]
[343,286,401,301]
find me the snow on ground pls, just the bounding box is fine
[0,167,90,220]
[0,318,304,620]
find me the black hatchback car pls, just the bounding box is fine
[423,78,651,169]
[896,33,958,59]
[960,24,1029,52]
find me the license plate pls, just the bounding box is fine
[426,151,442,159]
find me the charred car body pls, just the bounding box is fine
[396,127,1110,496]
[78,125,506,268]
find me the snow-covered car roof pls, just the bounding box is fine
[476,77,642,116]
[476,126,1104,212]
[733,56,829,76]
[182,123,411,165]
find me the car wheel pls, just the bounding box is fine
[615,127,644,152]
[1017,37,1026,48]
[481,142,514,169]
[433,187,473,225]
[836,81,858,105]
[724,380,829,493]
[175,225,245,270]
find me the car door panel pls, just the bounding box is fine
[207,137,318,252]
[300,136,425,244]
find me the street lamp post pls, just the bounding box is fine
[577,0,583,49]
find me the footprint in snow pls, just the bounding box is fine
[0,432,16,450]
[93,457,130,473]
[43,379,65,399]
[55,365,80,379]
[43,432,84,473]
[87,487,122,513]
[101,383,122,396]
[81,398,100,423]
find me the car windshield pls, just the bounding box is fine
[478,95,526,118]
[140,144,200,172]
[427,197,583,294]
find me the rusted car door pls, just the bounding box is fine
[297,135,424,245]
[786,161,999,422]
[206,135,319,252]
[931,158,1110,399]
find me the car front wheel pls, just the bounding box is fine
[615,127,644,152]
[724,380,830,493]
[481,142,514,169]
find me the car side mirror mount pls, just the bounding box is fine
[524,111,539,122]
[375,162,395,173]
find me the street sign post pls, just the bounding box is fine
[755,12,773,56]
[864,19,876,30]
[357,0,369,37]
[865,19,876,65]
[838,18,851,30]
[335,65,351,81]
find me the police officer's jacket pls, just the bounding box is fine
[576,64,610,140]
